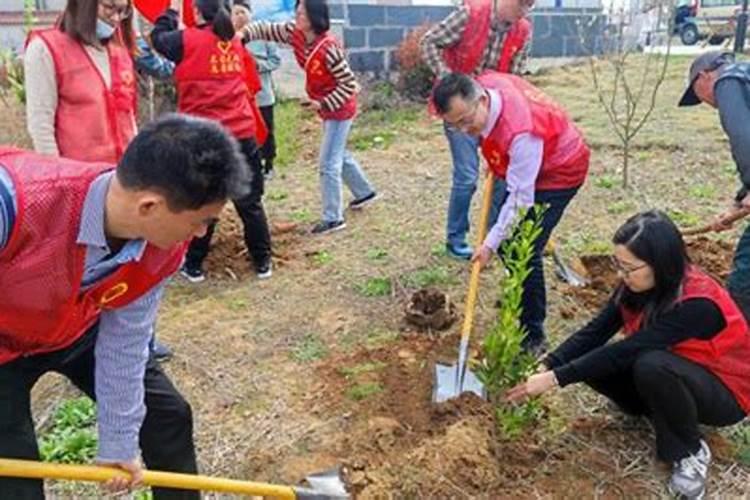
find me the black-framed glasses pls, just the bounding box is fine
[99,1,133,19]
[610,256,648,276]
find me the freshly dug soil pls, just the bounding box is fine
[404,288,458,331]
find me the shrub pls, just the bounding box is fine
[395,24,435,101]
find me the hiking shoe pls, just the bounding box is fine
[668,440,711,500]
[349,191,380,210]
[256,259,273,279]
[311,220,346,235]
[151,339,173,362]
[180,265,206,283]
[446,242,473,261]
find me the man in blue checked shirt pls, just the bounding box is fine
[0,114,250,498]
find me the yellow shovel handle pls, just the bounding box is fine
[0,459,297,499]
[460,172,495,340]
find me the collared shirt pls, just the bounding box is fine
[419,5,529,78]
[0,169,166,462]
[480,89,544,251]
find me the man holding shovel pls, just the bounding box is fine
[678,51,750,320]
[0,114,249,499]
[420,0,534,260]
[432,72,590,354]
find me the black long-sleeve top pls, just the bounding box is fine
[543,296,726,386]
[150,9,187,64]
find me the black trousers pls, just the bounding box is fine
[259,105,276,167]
[587,350,745,461]
[184,137,272,270]
[0,327,198,499]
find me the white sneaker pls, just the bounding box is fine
[668,439,711,500]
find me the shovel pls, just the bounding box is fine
[546,239,588,287]
[0,458,348,499]
[433,173,494,403]
[681,207,750,236]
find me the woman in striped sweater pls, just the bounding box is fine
[242,0,379,235]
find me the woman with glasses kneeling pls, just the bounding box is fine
[507,210,750,500]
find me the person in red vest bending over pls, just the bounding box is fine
[507,211,750,500]
[151,0,273,282]
[24,0,137,163]
[240,0,379,236]
[432,72,589,354]
[0,114,250,499]
[421,0,533,261]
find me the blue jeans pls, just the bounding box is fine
[728,224,750,297]
[496,187,580,348]
[319,119,375,223]
[444,124,506,247]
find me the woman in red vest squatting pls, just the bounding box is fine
[241,0,379,235]
[507,211,750,500]
[24,0,137,163]
[152,0,273,281]
[421,0,533,261]
[432,72,590,354]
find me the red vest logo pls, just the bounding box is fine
[210,42,242,75]
[100,282,129,306]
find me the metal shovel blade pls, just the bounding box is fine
[432,361,486,403]
[552,249,588,287]
[294,467,350,500]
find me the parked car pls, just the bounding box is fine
[674,0,742,45]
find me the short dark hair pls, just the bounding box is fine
[296,0,330,35]
[60,0,135,52]
[195,0,235,41]
[432,72,481,115]
[612,210,689,325]
[117,114,250,211]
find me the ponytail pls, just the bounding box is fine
[195,0,235,41]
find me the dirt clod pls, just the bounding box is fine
[404,288,458,331]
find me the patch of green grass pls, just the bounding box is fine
[310,250,333,266]
[688,185,717,199]
[606,200,635,215]
[403,266,458,288]
[227,297,248,312]
[365,328,400,348]
[356,277,392,297]
[39,397,97,464]
[346,382,384,401]
[357,106,421,129]
[290,334,328,363]
[274,99,303,170]
[290,208,315,223]
[366,247,389,261]
[594,175,616,189]
[351,130,397,151]
[339,361,387,378]
[667,208,700,228]
[730,423,750,465]
[431,243,448,257]
[267,190,288,202]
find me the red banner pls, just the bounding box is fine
[134,0,196,27]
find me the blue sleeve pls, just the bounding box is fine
[0,166,18,250]
[94,281,166,462]
[135,38,175,80]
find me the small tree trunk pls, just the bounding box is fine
[622,141,630,188]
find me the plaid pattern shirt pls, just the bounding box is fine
[420,6,530,78]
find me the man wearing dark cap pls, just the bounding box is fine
[679,51,750,319]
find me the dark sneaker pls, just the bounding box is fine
[256,259,273,279]
[180,265,206,283]
[264,168,275,180]
[668,440,711,500]
[151,339,173,362]
[446,242,473,261]
[521,339,550,358]
[349,191,380,210]
[311,220,346,235]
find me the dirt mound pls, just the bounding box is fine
[566,237,735,311]
[404,288,458,331]
[203,207,302,279]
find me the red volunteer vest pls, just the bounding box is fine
[28,29,137,163]
[478,72,589,190]
[0,148,186,365]
[291,30,357,121]
[174,27,257,140]
[443,0,531,74]
[621,267,750,413]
